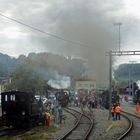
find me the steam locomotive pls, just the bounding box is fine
[56,90,69,107]
[133,89,140,103]
[1,91,42,128]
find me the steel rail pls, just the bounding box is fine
[0,127,30,137]
[81,107,94,140]
[121,110,140,119]
[116,110,140,140]
[57,107,93,140]
[117,111,133,140]
[57,108,83,140]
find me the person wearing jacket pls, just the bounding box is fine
[111,103,115,120]
[115,103,121,120]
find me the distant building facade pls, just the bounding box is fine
[75,80,96,98]
[75,80,96,91]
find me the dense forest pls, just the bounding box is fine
[0,53,17,77]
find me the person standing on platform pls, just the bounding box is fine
[58,105,63,124]
[115,103,121,120]
[45,111,51,127]
[136,103,140,113]
[111,103,115,120]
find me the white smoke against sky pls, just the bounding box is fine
[48,74,70,89]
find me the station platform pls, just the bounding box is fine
[121,101,140,116]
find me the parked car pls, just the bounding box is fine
[35,95,48,104]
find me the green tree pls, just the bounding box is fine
[6,64,47,95]
[0,63,8,77]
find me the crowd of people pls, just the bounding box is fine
[44,103,63,127]
[40,91,122,128]
[71,94,108,110]
[38,97,64,128]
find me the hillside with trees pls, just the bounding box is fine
[114,63,140,87]
[0,52,86,93]
[0,53,17,77]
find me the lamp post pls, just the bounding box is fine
[114,22,122,52]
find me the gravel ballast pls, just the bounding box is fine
[51,107,129,140]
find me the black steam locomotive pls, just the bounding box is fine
[133,89,140,103]
[56,90,69,107]
[1,91,42,128]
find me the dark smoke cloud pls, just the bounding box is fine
[1,0,140,86]
[36,0,124,86]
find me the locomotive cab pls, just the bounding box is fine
[1,91,40,128]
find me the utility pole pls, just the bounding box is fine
[108,50,112,120]
[107,50,140,120]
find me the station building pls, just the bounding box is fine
[75,79,96,98]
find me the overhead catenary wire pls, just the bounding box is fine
[0,12,92,49]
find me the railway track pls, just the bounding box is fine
[117,110,140,140]
[0,127,13,136]
[57,107,94,140]
[0,116,3,127]
[0,116,30,137]
[0,126,30,137]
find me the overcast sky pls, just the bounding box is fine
[0,0,140,86]
[0,0,140,56]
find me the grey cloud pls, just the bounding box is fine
[0,0,140,86]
